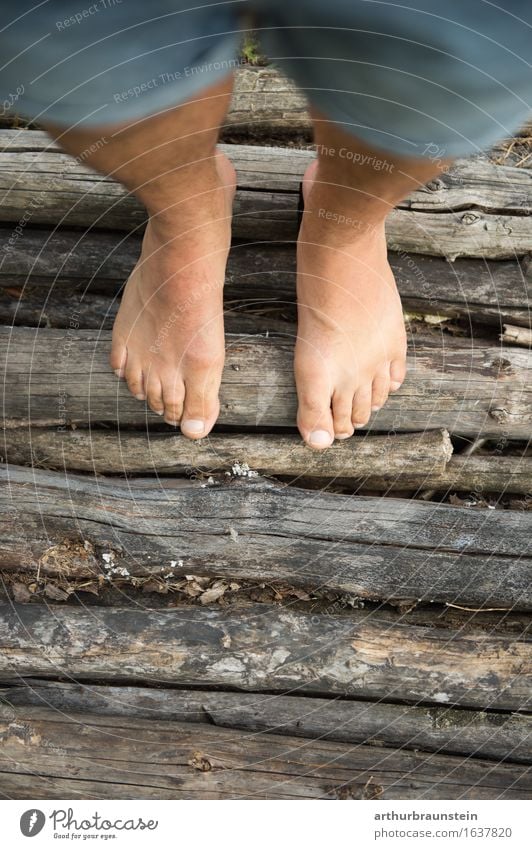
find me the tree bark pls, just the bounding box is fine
[0,604,529,710]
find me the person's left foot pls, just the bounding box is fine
[295,160,407,449]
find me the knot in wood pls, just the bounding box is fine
[489,407,510,423]
[491,357,514,375]
[188,751,213,771]
[461,212,481,225]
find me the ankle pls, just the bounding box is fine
[302,162,389,245]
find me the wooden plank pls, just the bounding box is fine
[0,603,529,710]
[4,428,532,495]
[3,681,530,764]
[0,705,529,800]
[1,464,531,609]
[1,131,531,257]
[0,427,452,478]
[1,229,530,328]
[1,327,530,437]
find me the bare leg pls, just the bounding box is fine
[296,114,450,449]
[45,76,235,439]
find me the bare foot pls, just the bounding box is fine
[110,151,235,439]
[295,160,407,449]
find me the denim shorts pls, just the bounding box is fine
[1,0,531,159]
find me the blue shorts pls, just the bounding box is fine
[1,0,531,159]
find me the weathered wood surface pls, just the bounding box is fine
[1,465,532,610]
[2,327,531,437]
[424,454,532,496]
[0,604,529,710]
[1,132,531,257]
[0,272,529,338]
[3,681,530,764]
[0,283,294,337]
[5,428,532,495]
[225,67,311,137]
[1,705,528,800]
[0,427,452,479]
[1,229,531,327]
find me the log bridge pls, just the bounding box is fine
[0,68,530,800]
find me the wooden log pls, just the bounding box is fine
[1,229,530,328]
[3,131,531,213]
[422,454,532,496]
[0,705,529,800]
[0,283,294,336]
[3,681,530,764]
[1,464,531,610]
[225,67,311,137]
[0,603,529,710]
[1,131,531,257]
[0,426,452,478]
[501,324,532,348]
[1,327,531,437]
[4,427,532,495]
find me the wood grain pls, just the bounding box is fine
[0,603,529,710]
[0,427,452,479]
[1,131,531,257]
[1,232,531,329]
[4,427,532,494]
[3,681,529,763]
[1,327,531,436]
[1,704,529,799]
[1,464,531,609]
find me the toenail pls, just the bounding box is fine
[114,369,123,378]
[371,405,381,412]
[153,409,164,416]
[353,422,366,429]
[336,432,352,440]
[135,393,146,401]
[164,418,179,427]
[390,381,402,391]
[308,430,333,448]
[182,419,205,435]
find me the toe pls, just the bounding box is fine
[296,378,335,450]
[332,389,355,439]
[145,373,164,415]
[352,385,372,429]
[390,358,407,391]
[110,341,127,378]
[371,366,391,411]
[162,380,185,427]
[125,360,145,400]
[181,370,221,439]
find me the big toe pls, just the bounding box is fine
[180,357,223,439]
[296,371,335,450]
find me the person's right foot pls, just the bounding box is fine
[110,151,235,439]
